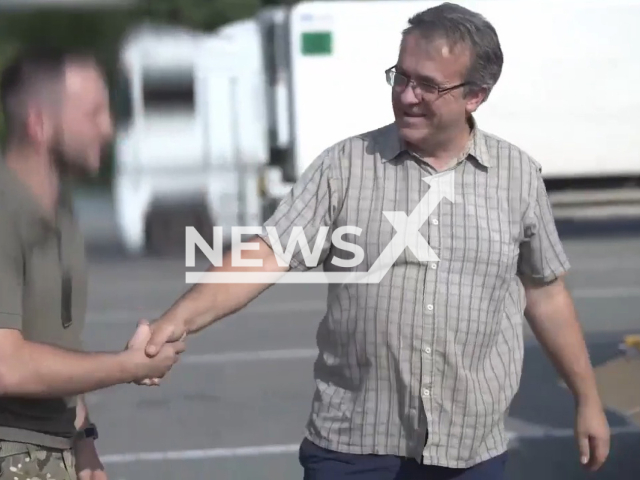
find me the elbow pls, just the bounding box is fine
[0,359,41,398]
[0,329,35,397]
[0,341,29,397]
[0,361,19,397]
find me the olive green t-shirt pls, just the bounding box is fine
[0,161,87,448]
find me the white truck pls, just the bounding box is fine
[112,0,640,256]
[112,21,269,255]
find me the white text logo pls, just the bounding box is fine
[185,171,455,284]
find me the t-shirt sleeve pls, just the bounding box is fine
[0,215,23,330]
[517,165,571,284]
[258,145,345,272]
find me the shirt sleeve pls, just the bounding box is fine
[517,166,571,284]
[258,144,345,272]
[0,214,23,330]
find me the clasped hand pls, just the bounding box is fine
[124,318,188,386]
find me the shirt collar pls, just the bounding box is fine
[379,115,493,168]
[0,159,73,246]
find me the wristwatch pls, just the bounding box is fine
[77,423,99,441]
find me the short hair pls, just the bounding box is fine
[403,2,503,98]
[0,46,96,140]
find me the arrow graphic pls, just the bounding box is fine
[347,170,455,284]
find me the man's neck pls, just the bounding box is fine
[409,120,473,171]
[4,145,60,217]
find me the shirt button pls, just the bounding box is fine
[427,304,434,311]
[432,219,439,225]
[430,263,437,269]
[422,388,430,397]
[423,346,431,354]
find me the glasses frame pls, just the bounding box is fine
[385,66,470,99]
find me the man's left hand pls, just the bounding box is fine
[575,399,610,471]
[75,437,108,480]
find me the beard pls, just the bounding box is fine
[49,133,97,180]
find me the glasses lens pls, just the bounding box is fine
[388,71,405,88]
[386,70,394,86]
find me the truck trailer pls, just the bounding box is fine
[112,0,640,256]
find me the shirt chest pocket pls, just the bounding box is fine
[445,201,519,274]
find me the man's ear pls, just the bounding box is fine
[23,102,52,145]
[464,86,489,114]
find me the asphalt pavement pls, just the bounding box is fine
[74,195,640,480]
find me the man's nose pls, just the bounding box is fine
[103,113,114,141]
[398,82,421,104]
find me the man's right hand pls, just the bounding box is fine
[145,316,188,357]
[124,320,186,384]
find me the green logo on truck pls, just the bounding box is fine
[301,31,332,55]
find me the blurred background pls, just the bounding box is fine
[1,1,640,479]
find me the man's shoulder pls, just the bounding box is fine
[0,164,29,219]
[352,122,397,141]
[349,122,397,151]
[316,123,398,164]
[476,128,544,175]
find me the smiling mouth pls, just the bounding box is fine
[401,115,425,121]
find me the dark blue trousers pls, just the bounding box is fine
[299,438,508,480]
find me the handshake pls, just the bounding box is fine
[122,318,187,386]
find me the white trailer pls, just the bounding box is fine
[112,22,269,255]
[112,0,640,255]
[260,0,640,219]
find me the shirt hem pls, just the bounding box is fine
[0,426,75,449]
[303,430,509,469]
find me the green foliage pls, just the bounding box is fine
[135,0,264,32]
[0,0,294,185]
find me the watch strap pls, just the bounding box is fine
[77,423,99,440]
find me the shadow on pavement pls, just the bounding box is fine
[556,218,640,239]
[506,338,640,479]
[506,433,640,480]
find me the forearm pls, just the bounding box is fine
[73,395,102,467]
[168,237,287,334]
[168,282,264,335]
[0,341,135,398]
[524,280,600,406]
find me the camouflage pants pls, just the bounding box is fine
[0,441,76,480]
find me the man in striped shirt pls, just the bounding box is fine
[141,3,610,479]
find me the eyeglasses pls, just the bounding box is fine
[385,66,469,100]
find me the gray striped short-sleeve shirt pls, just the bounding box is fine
[259,118,570,468]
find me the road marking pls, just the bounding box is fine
[571,286,640,299]
[507,424,639,441]
[101,425,639,464]
[101,443,300,464]
[571,260,640,271]
[181,348,318,365]
[85,280,640,326]
[86,300,326,324]
[86,284,640,326]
